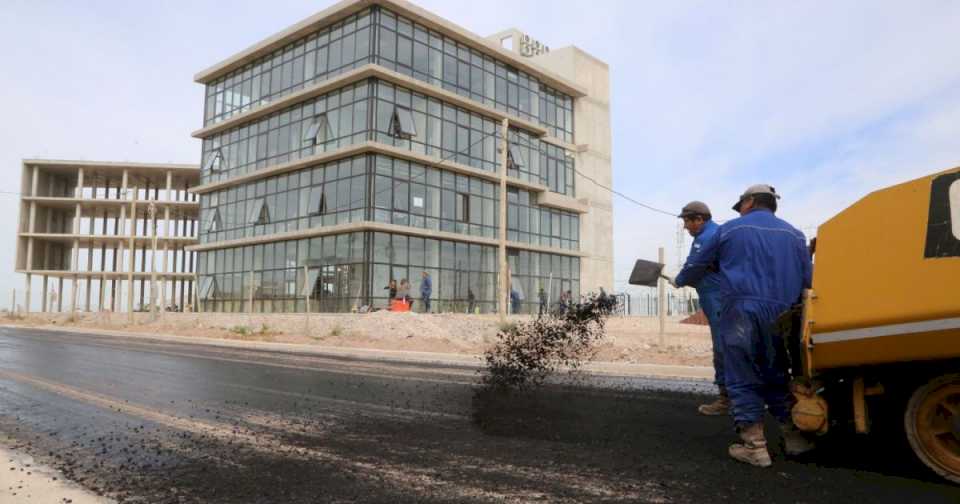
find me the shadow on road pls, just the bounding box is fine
[471,383,960,503]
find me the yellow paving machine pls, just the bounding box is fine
[789,166,960,482]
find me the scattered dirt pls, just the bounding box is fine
[0,442,110,503]
[5,311,714,368]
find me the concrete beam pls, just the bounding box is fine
[190,141,549,195]
[184,220,586,257]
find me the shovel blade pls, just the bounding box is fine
[629,259,665,287]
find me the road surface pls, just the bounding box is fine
[0,326,957,503]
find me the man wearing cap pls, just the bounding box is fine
[678,184,813,467]
[667,201,729,416]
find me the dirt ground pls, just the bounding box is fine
[0,441,111,503]
[2,311,714,367]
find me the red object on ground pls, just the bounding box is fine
[680,309,709,325]
[390,299,411,312]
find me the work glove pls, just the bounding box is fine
[662,274,678,288]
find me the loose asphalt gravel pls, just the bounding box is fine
[0,326,958,503]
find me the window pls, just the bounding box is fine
[455,192,469,222]
[391,106,417,139]
[205,208,222,233]
[307,187,327,215]
[203,149,224,173]
[303,114,330,145]
[248,198,270,224]
[307,186,326,216]
[198,276,218,300]
[507,145,524,169]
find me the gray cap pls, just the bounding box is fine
[732,184,780,212]
[679,201,711,219]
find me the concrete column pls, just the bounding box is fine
[57,277,64,312]
[84,181,96,312]
[127,192,137,320]
[24,274,31,314]
[497,118,509,322]
[41,275,48,312]
[25,165,39,313]
[162,170,172,311]
[70,168,83,313]
[118,169,128,312]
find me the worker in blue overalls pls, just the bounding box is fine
[677,184,813,467]
[668,201,728,416]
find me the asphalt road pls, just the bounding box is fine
[0,326,958,503]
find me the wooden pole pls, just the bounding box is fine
[497,118,509,323]
[303,265,310,336]
[658,246,666,344]
[248,269,254,317]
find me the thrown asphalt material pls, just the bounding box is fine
[0,326,958,503]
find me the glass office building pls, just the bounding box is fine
[191,0,612,314]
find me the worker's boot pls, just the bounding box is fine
[780,422,816,456]
[728,423,772,467]
[698,390,730,416]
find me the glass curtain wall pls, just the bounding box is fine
[197,230,580,314]
[200,155,368,244]
[201,78,574,197]
[508,249,580,314]
[204,9,375,126]
[373,7,574,142]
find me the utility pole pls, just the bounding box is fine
[248,269,254,321]
[303,265,310,336]
[497,118,509,323]
[658,246,666,344]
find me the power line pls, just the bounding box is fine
[572,167,677,217]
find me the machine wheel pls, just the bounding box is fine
[905,373,960,483]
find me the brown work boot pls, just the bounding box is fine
[780,422,816,456]
[728,423,772,467]
[698,394,730,416]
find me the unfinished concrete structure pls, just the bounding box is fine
[15,160,200,313]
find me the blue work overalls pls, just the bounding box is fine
[675,220,725,390]
[680,209,812,425]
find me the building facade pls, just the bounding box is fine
[15,160,200,313]
[190,0,612,314]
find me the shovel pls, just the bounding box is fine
[628,259,671,287]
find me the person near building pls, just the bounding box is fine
[678,184,813,467]
[669,201,728,416]
[538,287,547,316]
[467,288,476,314]
[510,288,521,314]
[384,279,397,300]
[420,271,432,313]
[398,279,411,305]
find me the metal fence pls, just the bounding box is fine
[613,289,701,317]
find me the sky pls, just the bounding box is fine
[2,0,959,307]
